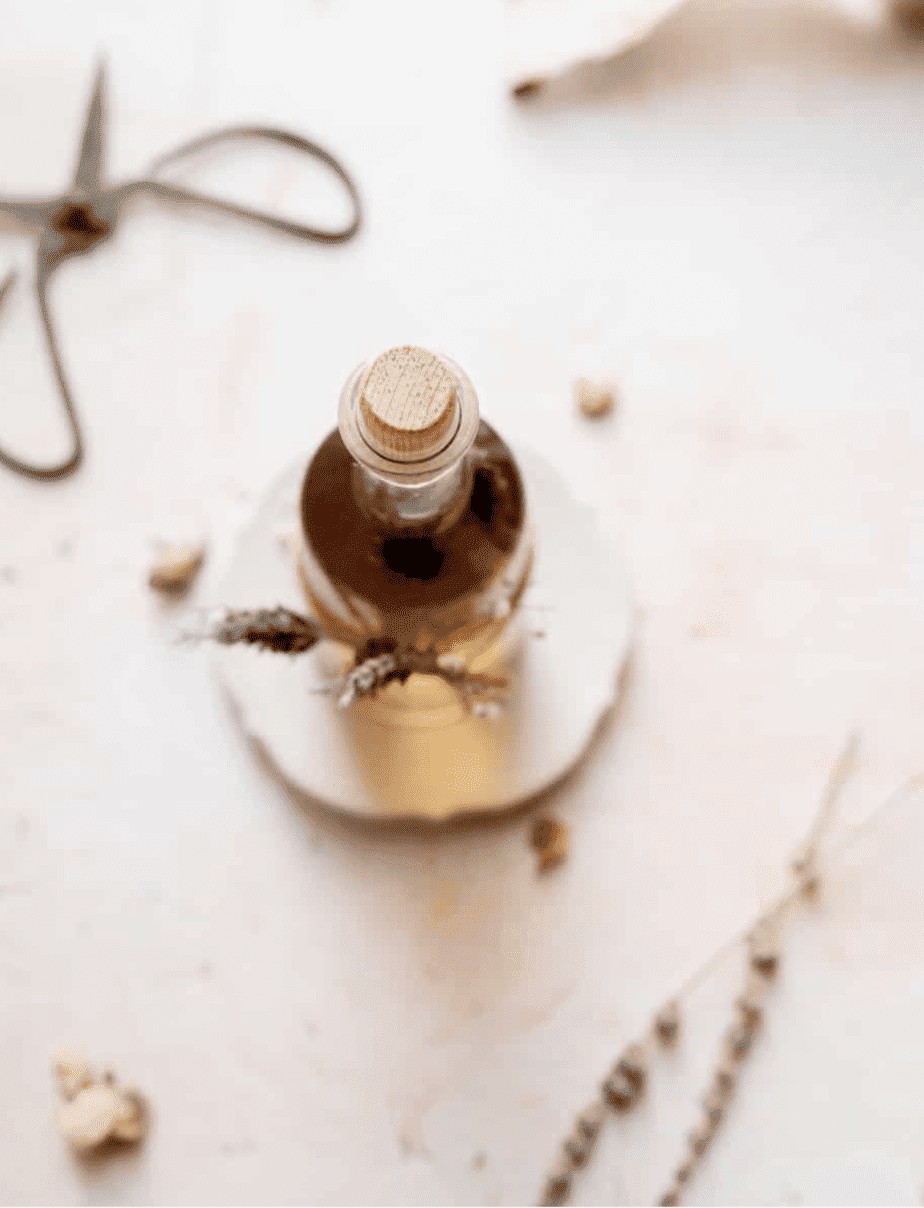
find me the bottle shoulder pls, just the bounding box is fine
[298,422,530,646]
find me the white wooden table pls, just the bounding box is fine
[2,1,924,1202]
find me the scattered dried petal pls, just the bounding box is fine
[531,816,569,873]
[52,1048,92,1102]
[575,377,616,420]
[654,1000,681,1046]
[148,543,205,594]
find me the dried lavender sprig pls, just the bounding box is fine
[336,652,398,709]
[189,601,509,714]
[185,606,322,654]
[536,733,861,1208]
[327,645,508,714]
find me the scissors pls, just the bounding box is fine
[0,64,362,482]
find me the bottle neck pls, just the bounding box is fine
[352,455,472,531]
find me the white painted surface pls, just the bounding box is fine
[1,1,924,1203]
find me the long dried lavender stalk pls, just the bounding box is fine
[538,733,862,1208]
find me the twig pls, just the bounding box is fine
[672,730,860,1006]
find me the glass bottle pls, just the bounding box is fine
[296,345,533,725]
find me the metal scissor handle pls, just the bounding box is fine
[143,124,362,243]
[0,107,362,483]
[0,254,83,480]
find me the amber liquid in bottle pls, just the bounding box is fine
[301,421,527,647]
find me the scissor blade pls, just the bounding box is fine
[72,61,107,192]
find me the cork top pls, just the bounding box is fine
[358,346,458,462]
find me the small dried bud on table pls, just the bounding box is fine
[52,1050,148,1155]
[148,543,205,594]
[574,377,616,420]
[530,816,569,872]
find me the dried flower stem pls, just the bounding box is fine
[670,730,860,1007]
[537,732,885,1208]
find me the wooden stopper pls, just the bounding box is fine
[358,345,458,462]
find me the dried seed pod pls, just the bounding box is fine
[791,848,821,898]
[749,927,781,978]
[148,543,205,594]
[725,1020,754,1060]
[675,1161,693,1186]
[616,1042,648,1088]
[574,377,616,420]
[714,1061,737,1097]
[602,1067,638,1111]
[658,1187,680,1207]
[576,1100,605,1141]
[540,1159,572,1206]
[58,1083,122,1152]
[530,816,569,873]
[736,993,764,1031]
[563,1131,590,1167]
[51,1047,92,1102]
[512,77,545,101]
[702,1087,725,1127]
[687,1119,713,1157]
[654,1000,681,1046]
